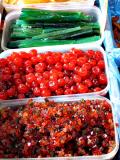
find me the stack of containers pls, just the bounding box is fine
[0,0,119,159]
[104,0,120,134]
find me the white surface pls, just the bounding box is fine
[0,95,119,160]
[0,44,109,96]
[1,6,104,50]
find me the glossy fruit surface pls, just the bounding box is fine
[0,49,107,100]
[0,99,115,158]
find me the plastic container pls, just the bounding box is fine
[1,6,104,50]
[0,44,109,97]
[0,95,119,160]
[2,0,95,13]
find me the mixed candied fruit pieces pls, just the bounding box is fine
[0,99,115,158]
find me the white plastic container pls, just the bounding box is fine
[2,0,95,13]
[0,95,119,160]
[1,6,104,50]
[0,44,109,97]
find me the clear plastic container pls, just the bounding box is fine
[0,44,109,97]
[0,95,119,160]
[1,6,104,50]
[2,0,95,13]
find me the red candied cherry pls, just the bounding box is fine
[77,83,88,93]
[1,74,11,81]
[25,66,34,73]
[93,87,102,92]
[84,79,92,88]
[35,63,46,73]
[0,58,8,68]
[43,71,50,79]
[92,79,99,87]
[2,67,12,75]
[77,137,86,146]
[89,59,97,67]
[0,91,7,100]
[70,48,84,57]
[31,56,38,65]
[63,76,70,84]
[94,51,103,60]
[97,60,105,69]
[58,71,64,78]
[73,74,81,83]
[78,67,88,77]
[99,73,107,85]
[29,49,37,56]
[58,78,66,87]
[26,73,36,84]
[19,51,30,59]
[86,50,95,58]
[64,88,73,95]
[55,62,63,71]
[7,87,16,97]
[92,148,102,155]
[31,81,39,87]
[61,54,69,63]
[64,84,69,89]
[55,88,64,95]
[14,79,22,86]
[40,81,49,89]
[63,63,69,70]
[92,66,101,76]
[13,73,21,79]
[49,80,58,91]
[74,66,80,74]
[67,62,76,70]
[49,74,58,81]
[35,73,42,78]
[67,77,74,86]
[13,57,23,67]
[82,63,91,70]
[33,87,41,96]
[46,55,55,65]
[70,86,77,94]
[36,76,43,84]
[53,52,62,62]
[11,65,19,73]
[18,93,25,99]
[24,60,32,66]
[77,56,87,66]
[18,84,28,94]
[47,64,54,71]
[41,89,51,97]
[37,54,45,62]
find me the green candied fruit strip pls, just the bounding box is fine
[7,35,100,49]
[20,8,93,23]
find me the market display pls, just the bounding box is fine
[7,8,100,48]
[0,0,120,159]
[0,98,116,158]
[112,16,120,48]
[0,48,107,100]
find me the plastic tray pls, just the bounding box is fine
[2,0,95,13]
[0,95,119,160]
[0,44,109,98]
[1,6,104,50]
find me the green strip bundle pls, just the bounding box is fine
[8,8,101,48]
